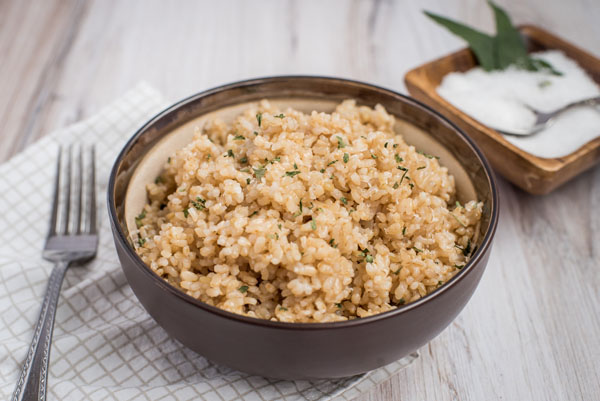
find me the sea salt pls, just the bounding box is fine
[437,50,600,158]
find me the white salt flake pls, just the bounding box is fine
[437,50,600,158]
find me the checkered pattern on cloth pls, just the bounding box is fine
[0,83,417,401]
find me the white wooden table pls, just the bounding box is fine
[1,1,599,400]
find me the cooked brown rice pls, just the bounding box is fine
[134,100,482,323]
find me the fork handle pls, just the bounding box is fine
[11,261,68,401]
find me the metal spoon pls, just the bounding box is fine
[495,96,600,136]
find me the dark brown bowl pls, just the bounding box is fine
[107,76,499,380]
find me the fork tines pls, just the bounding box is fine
[49,145,97,237]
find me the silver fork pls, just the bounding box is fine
[11,145,98,401]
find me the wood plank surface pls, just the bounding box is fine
[1,1,598,400]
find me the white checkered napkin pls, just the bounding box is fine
[0,83,417,401]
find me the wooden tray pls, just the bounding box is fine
[405,25,600,195]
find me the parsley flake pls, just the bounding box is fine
[365,254,374,263]
[327,160,338,166]
[239,285,249,293]
[417,150,440,159]
[135,210,146,228]
[341,197,348,205]
[371,154,377,159]
[154,176,163,184]
[336,136,346,148]
[191,197,206,210]
[137,237,146,247]
[226,149,235,158]
[412,246,423,253]
[256,113,262,127]
[285,170,301,177]
[233,134,245,140]
[274,113,285,118]
[253,166,266,180]
[310,220,317,230]
[343,153,349,163]
[240,156,248,164]
[183,209,189,218]
[393,182,399,189]
[395,154,403,163]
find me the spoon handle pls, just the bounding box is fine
[560,96,600,114]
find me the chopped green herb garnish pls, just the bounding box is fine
[246,178,251,184]
[233,134,245,140]
[349,208,355,214]
[393,182,399,189]
[311,220,317,230]
[395,154,403,163]
[256,113,262,127]
[293,162,298,169]
[336,136,346,149]
[384,142,389,148]
[412,246,423,253]
[317,207,324,212]
[285,170,301,177]
[239,285,249,293]
[455,264,465,269]
[463,239,472,256]
[253,166,266,180]
[398,166,409,185]
[240,167,250,173]
[206,154,212,160]
[451,213,467,227]
[253,131,259,136]
[417,166,426,170]
[240,156,248,164]
[191,197,206,210]
[365,254,374,263]
[455,200,462,208]
[409,183,414,189]
[327,160,338,166]
[320,168,325,173]
[183,209,189,218]
[137,237,146,247]
[329,238,336,247]
[274,113,285,119]
[167,157,171,163]
[417,150,439,159]
[398,298,406,305]
[279,306,288,311]
[402,226,407,235]
[135,210,147,228]
[371,154,377,159]
[343,153,349,163]
[226,149,235,158]
[249,211,258,217]
[330,174,334,180]
[269,233,279,240]
[272,156,281,163]
[299,200,303,212]
[341,197,348,205]
[438,281,444,286]
[278,224,282,230]
[335,303,342,308]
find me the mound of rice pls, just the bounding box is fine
[134,100,482,323]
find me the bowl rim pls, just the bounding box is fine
[107,75,499,330]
